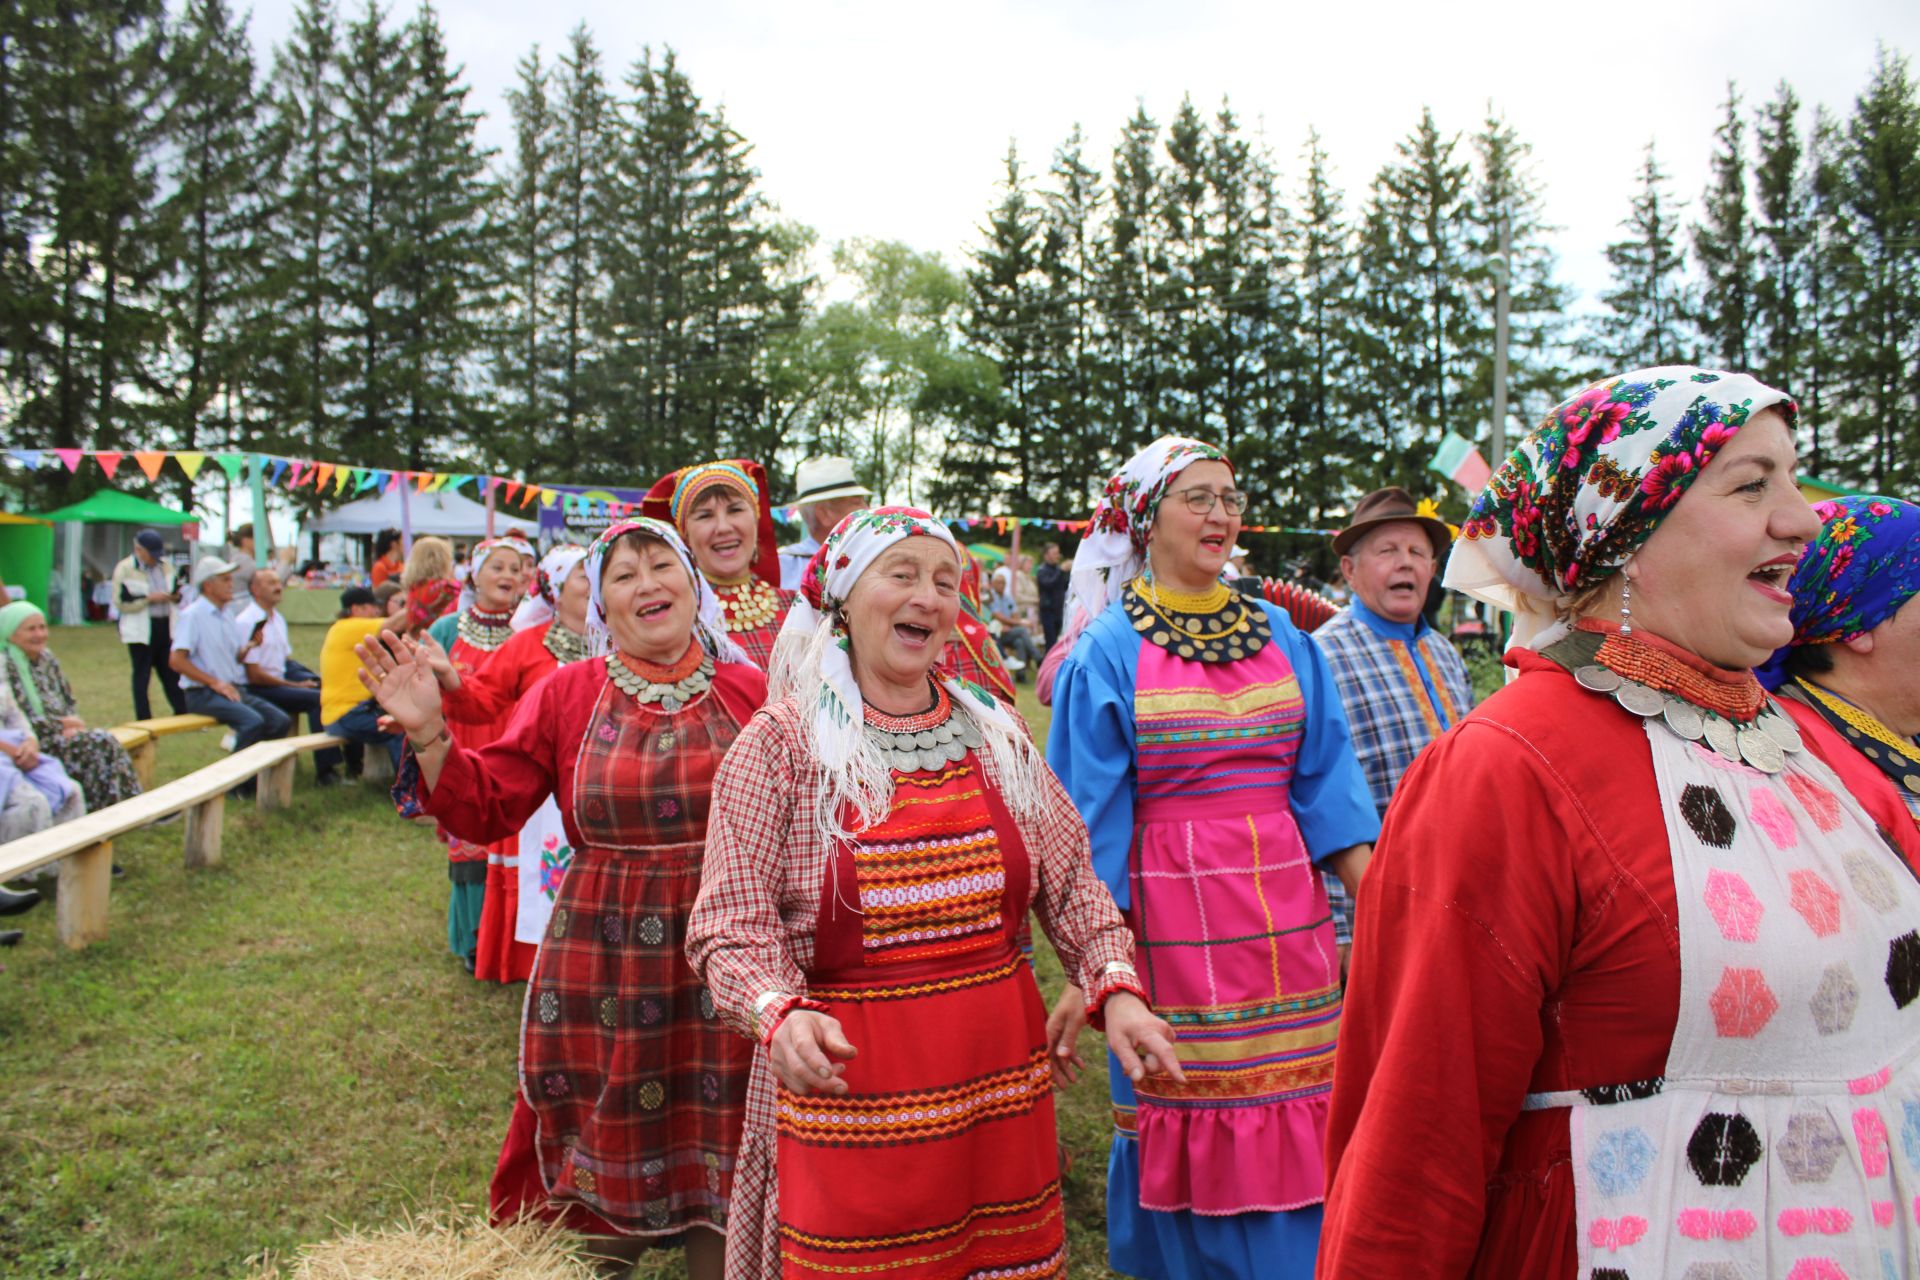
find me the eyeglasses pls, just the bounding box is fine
[1164,487,1250,516]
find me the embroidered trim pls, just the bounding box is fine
[1790,679,1920,799]
[1388,640,1445,739]
[1121,581,1272,663]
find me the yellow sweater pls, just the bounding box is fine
[320,617,387,725]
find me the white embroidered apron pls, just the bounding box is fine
[514,795,573,945]
[1541,713,1920,1278]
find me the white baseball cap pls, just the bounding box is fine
[192,555,239,586]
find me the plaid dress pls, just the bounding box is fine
[688,695,1144,1279]
[403,655,768,1236]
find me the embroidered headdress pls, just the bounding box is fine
[1758,495,1920,688]
[1066,435,1230,633]
[1444,366,1798,650]
[770,506,1043,843]
[510,543,589,632]
[640,458,782,590]
[584,518,749,666]
[457,535,533,614]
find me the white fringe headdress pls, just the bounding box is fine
[1065,436,1231,637]
[583,518,752,666]
[457,535,533,615]
[768,506,1048,846]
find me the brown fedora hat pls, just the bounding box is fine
[1332,486,1453,558]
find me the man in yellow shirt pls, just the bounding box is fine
[321,586,402,776]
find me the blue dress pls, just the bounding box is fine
[1048,593,1377,1280]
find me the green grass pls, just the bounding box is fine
[0,629,1123,1278]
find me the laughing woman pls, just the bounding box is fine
[1047,437,1378,1280]
[688,507,1179,1280]
[643,460,793,669]
[361,519,764,1278]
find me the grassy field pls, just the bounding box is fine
[0,627,1122,1279]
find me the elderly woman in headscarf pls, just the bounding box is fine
[414,534,536,969]
[416,543,593,983]
[1046,437,1377,1280]
[358,518,765,1278]
[686,506,1178,1280]
[0,662,84,843]
[2,600,142,809]
[642,459,794,668]
[1321,370,1920,1278]
[1761,494,1920,825]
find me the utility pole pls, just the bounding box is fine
[1491,213,1511,465]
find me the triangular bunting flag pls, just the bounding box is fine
[483,476,501,496]
[540,489,557,509]
[519,485,540,507]
[132,451,166,481]
[213,453,245,480]
[316,462,336,490]
[287,460,308,488]
[355,469,378,493]
[176,451,207,479]
[54,448,84,472]
[429,473,451,493]
[268,458,289,486]
[504,480,522,504]
[94,451,124,479]
[10,449,41,469]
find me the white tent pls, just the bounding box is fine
[303,487,539,537]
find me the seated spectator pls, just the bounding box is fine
[987,569,1040,678]
[236,569,343,786]
[1,601,142,809]
[170,557,293,771]
[320,587,402,775]
[374,580,404,621]
[0,671,84,842]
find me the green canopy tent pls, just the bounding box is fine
[0,512,54,613]
[32,489,200,624]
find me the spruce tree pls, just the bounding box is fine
[1034,124,1106,510]
[1592,142,1695,370]
[1096,105,1166,448]
[495,45,560,462]
[157,0,262,472]
[548,25,610,470]
[1469,110,1570,439]
[1291,128,1363,524]
[1751,83,1807,408]
[0,2,54,443]
[1693,83,1757,370]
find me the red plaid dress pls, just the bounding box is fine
[688,695,1145,1279]
[443,622,566,983]
[405,654,767,1236]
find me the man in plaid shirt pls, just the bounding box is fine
[1314,487,1475,957]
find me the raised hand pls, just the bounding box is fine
[354,630,443,736]
[414,631,461,690]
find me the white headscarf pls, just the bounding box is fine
[510,544,589,632]
[457,536,532,615]
[1066,435,1231,633]
[769,506,1042,844]
[584,518,751,667]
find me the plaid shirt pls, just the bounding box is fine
[1314,601,1475,941]
[687,694,1140,1280]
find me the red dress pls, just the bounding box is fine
[407,653,767,1237]
[440,627,516,959]
[442,622,575,983]
[1319,649,1920,1278]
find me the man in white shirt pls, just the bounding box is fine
[237,569,341,784]
[776,456,872,589]
[170,557,291,765]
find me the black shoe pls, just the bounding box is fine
[461,953,476,974]
[0,930,21,947]
[0,885,40,915]
[315,772,344,788]
[112,864,127,879]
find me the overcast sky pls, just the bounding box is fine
[244,0,1919,307]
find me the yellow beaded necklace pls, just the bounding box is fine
[1798,680,1920,767]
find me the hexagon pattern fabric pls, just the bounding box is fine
[1566,718,1920,1278]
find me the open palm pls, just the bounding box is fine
[354,632,443,734]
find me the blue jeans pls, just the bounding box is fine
[325,699,403,774]
[184,684,293,751]
[248,661,342,778]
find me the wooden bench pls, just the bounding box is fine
[116,713,221,789]
[0,730,342,950]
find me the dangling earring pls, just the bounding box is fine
[1619,568,1634,637]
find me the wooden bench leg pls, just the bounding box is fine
[258,759,295,813]
[56,839,113,950]
[130,739,156,790]
[183,795,225,869]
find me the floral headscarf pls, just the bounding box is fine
[1444,366,1798,650]
[1757,495,1920,689]
[457,535,534,615]
[1067,436,1230,631]
[771,506,1037,843]
[584,518,749,667]
[510,544,589,632]
[406,578,461,632]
